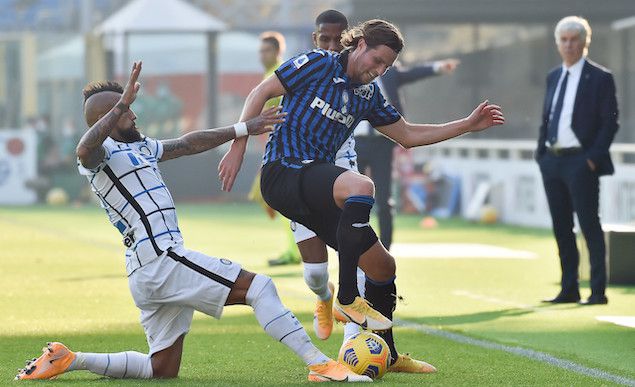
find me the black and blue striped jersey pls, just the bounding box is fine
[263,49,401,165]
[78,136,182,275]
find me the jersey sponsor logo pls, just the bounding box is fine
[353,84,375,100]
[293,54,309,69]
[309,96,355,128]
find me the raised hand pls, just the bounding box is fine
[246,106,287,135]
[466,100,505,132]
[120,61,142,107]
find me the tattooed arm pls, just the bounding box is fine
[159,106,285,162]
[76,61,142,169]
[76,102,129,169]
[160,126,236,161]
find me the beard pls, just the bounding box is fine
[118,125,142,143]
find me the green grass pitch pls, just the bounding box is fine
[1,203,633,386]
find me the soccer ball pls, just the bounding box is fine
[46,187,69,206]
[338,332,391,380]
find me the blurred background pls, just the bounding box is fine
[0,0,634,228]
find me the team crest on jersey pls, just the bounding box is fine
[341,91,349,114]
[138,144,151,157]
[353,84,375,100]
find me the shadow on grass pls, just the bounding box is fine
[412,308,534,326]
[4,312,324,385]
[268,271,303,279]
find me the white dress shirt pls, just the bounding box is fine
[548,57,585,148]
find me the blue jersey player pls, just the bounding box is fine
[219,19,505,372]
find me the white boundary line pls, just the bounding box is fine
[275,284,635,385]
[394,319,635,386]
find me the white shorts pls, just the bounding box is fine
[128,245,242,355]
[290,220,317,243]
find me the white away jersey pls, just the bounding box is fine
[78,136,182,274]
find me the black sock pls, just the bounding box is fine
[336,195,378,305]
[365,276,398,365]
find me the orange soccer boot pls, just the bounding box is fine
[15,342,76,380]
[308,359,372,382]
[333,297,392,331]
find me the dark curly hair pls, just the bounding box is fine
[82,81,123,104]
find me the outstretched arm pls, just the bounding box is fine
[76,61,142,169]
[218,75,286,191]
[376,101,505,148]
[159,107,285,161]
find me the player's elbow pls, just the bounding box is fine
[401,140,415,149]
[395,136,415,149]
[76,145,89,163]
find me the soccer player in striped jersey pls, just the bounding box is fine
[296,8,370,348]
[15,62,371,383]
[219,19,504,372]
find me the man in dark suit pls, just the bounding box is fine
[355,58,459,250]
[536,16,619,305]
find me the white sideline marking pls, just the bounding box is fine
[389,243,536,259]
[395,318,635,386]
[596,316,635,329]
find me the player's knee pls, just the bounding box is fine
[348,176,374,197]
[304,264,328,289]
[335,173,375,203]
[245,273,277,307]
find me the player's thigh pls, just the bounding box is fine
[161,246,242,318]
[136,303,194,362]
[358,241,396,281]
[299,163,346,248]
[225,269,256,305]
[297,234,328,263]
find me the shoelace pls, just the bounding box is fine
[350,297,381,317]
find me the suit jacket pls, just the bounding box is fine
[380,62,436,115]
[536,59,619,176]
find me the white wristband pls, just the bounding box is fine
[233,122,248,138]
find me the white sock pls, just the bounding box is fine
[343,268,367,341]
[70,351,152,379]
[246,274,330,366]
[303,262,331,301]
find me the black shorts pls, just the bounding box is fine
[261,159,347,249]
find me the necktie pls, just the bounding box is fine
[547,70,569,145]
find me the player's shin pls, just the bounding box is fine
[246,274,329,366]
[364,276,398,364]
[336,196,377,304]
[71,351,152,378]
